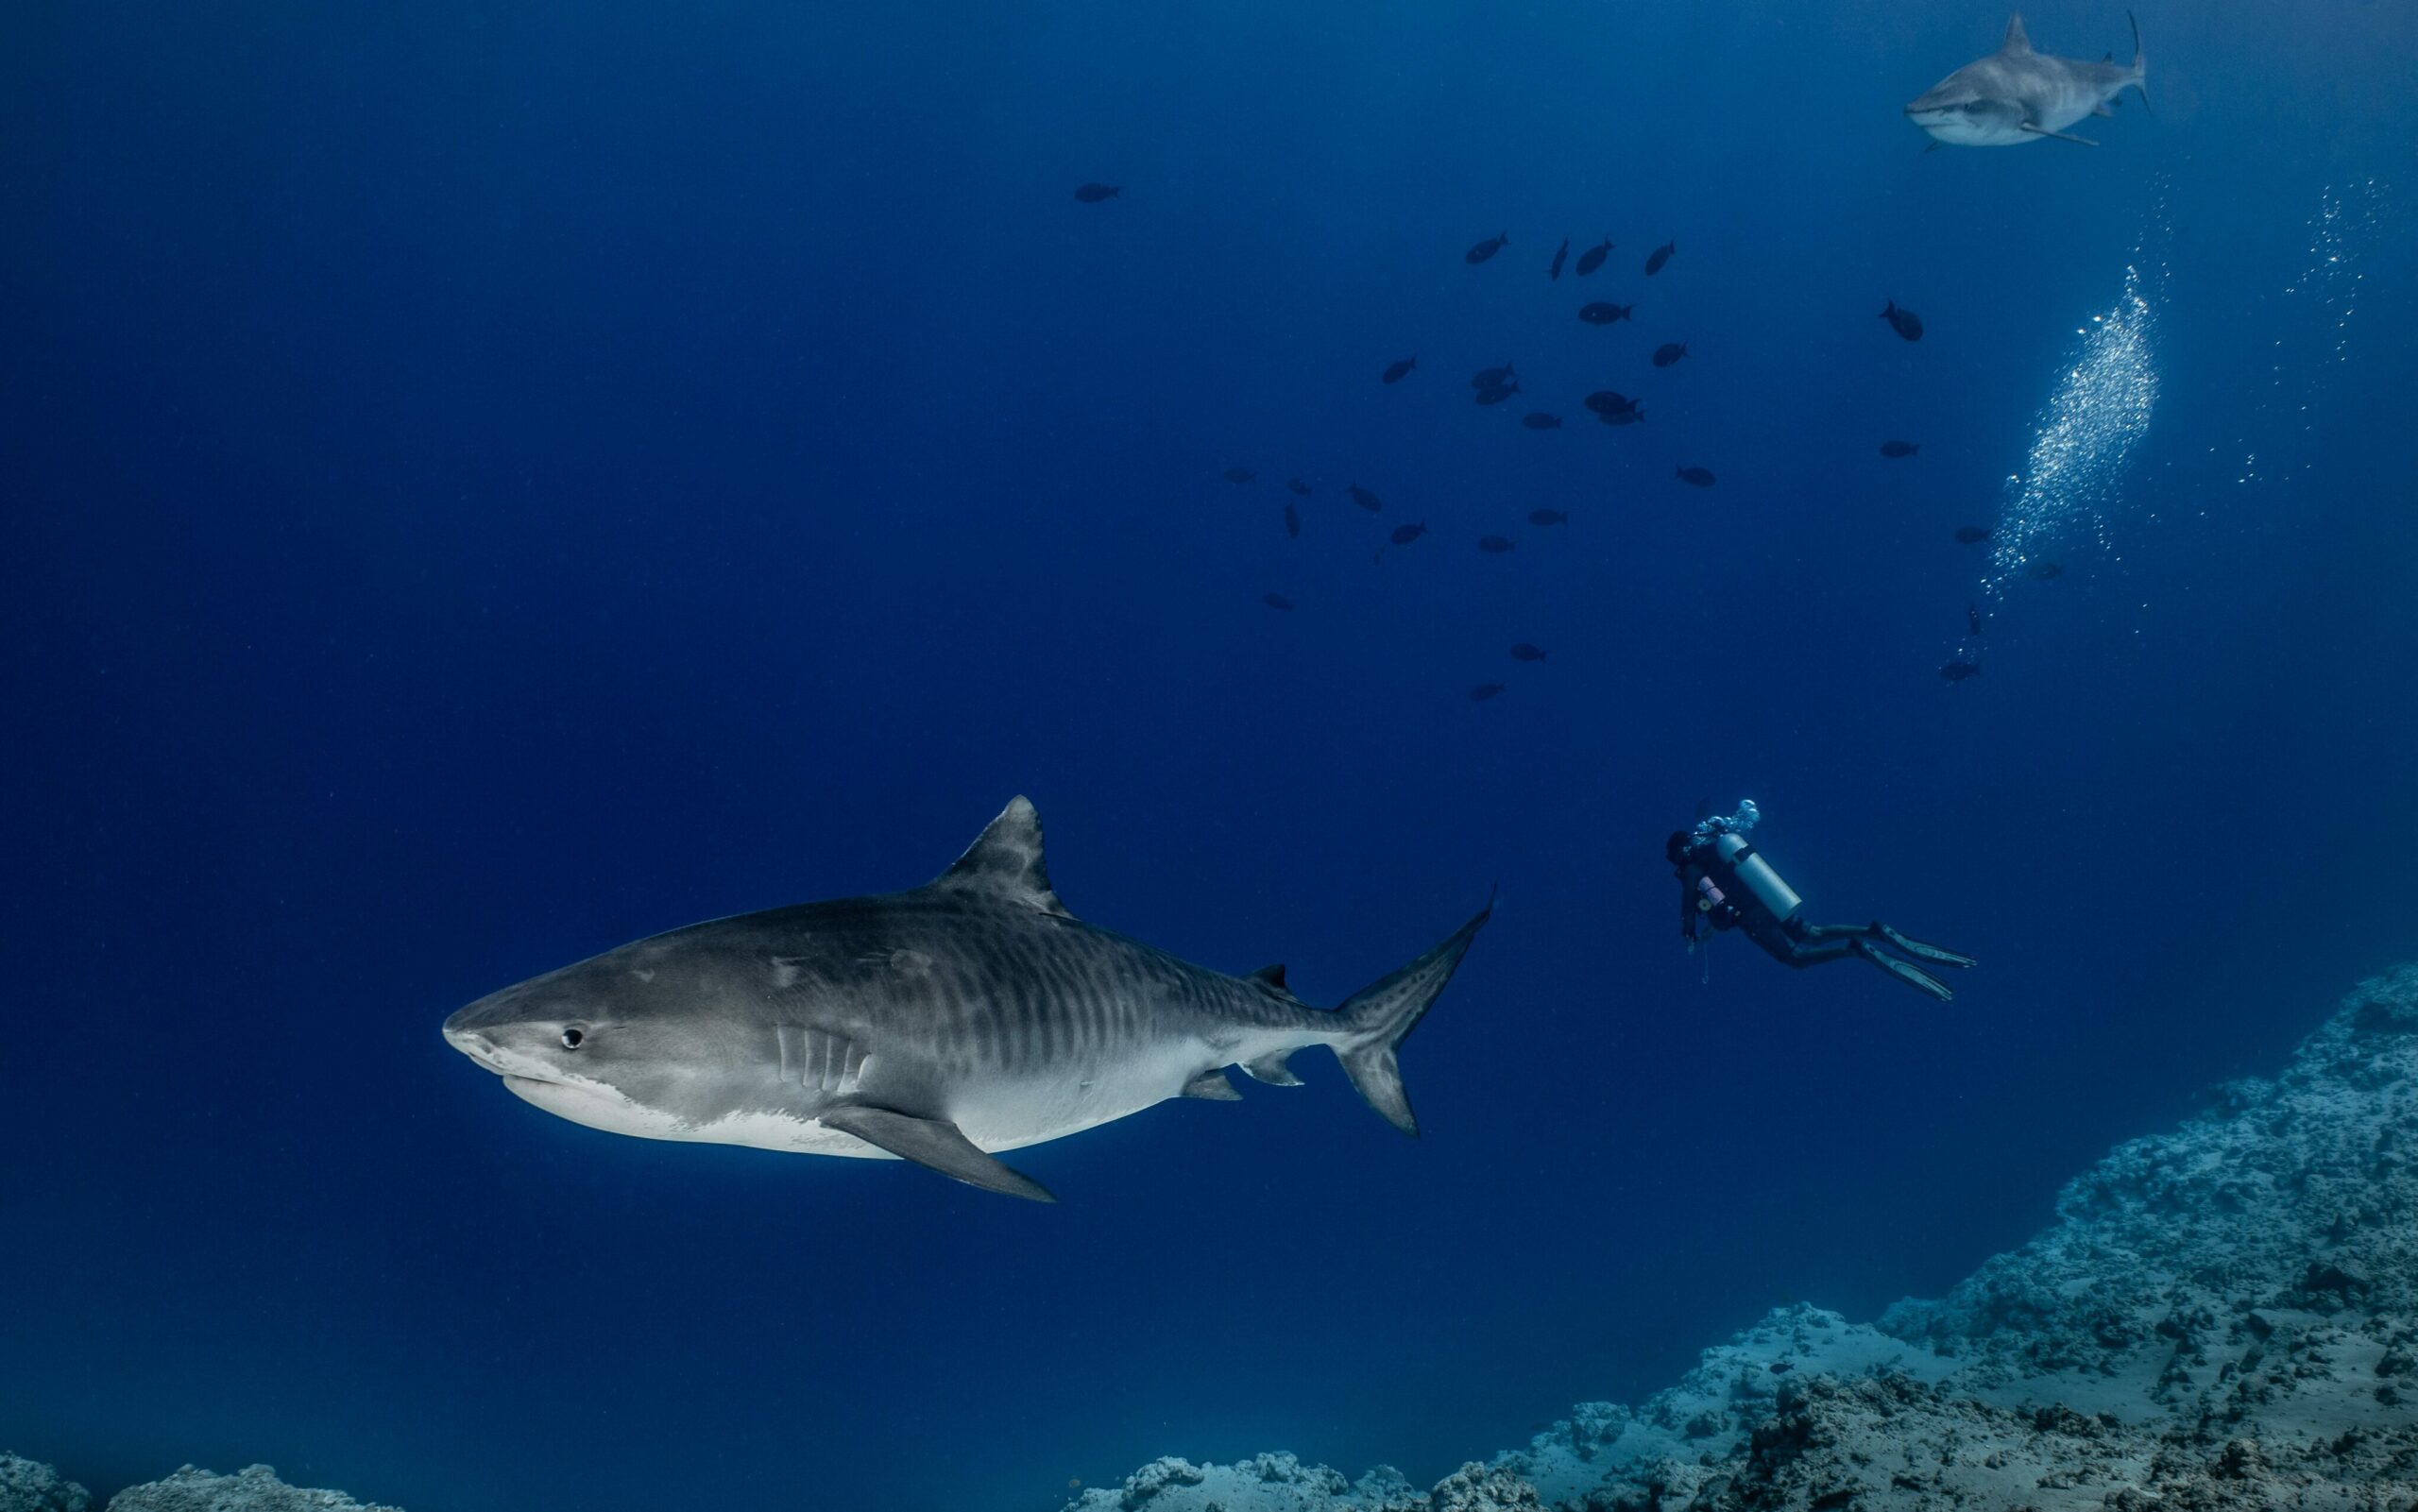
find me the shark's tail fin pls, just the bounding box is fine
[1333,899,1491,1136]
[2128,10,2150,110]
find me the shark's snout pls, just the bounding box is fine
[442,1017,506,1070]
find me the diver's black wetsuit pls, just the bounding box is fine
[1667,829,1976,1001]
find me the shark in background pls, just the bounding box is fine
[1906,12,2147,147]
[443,797,1490,1201]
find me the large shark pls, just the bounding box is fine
[1905,12,2147,147]
[442,798,1489,1201]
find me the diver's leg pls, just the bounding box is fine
[1772,934,1861,968]
[1848,939,1954,1001]
[1870,921,1977,969]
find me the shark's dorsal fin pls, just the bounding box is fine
[935,796,1071,917]
[1249,963,1288,989]
[2001,12,2031,52]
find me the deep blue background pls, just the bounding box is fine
[6,3,2414,1508]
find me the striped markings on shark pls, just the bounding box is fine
[443,798,1490,1201]
[1906,12,2148,148]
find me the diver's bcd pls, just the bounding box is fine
[1713,832,1803,923]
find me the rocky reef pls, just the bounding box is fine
[1067,966,2418,1512]
[0,1462,399,1512]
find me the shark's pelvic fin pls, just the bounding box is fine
[934,796,1072,917]
[819,1103,1057,1202]
[1242,1050,1304,1086]
[2001,12,2031,53]
[2094,102,2114,116]
[2020,121,2099,145]
[1183,1068,1243,1101]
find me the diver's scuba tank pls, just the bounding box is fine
[1712,831,1803,924]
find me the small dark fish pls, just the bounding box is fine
[1390,521,1429,545]
[1284,502,1302,539]
[1939,655,1982,682]
[1675,466,1715,487]
[1261,592,1294,612]
[1953,524,1991,544]
[1578,301,1633,326]
[1522,412,1562,431]
[1469,683,1507,703]
[1471,363,1516,389]
[1527,508,1568,526]
[1509,643,1548,661]
[1286,477,1311,497]
[1880,300,1924,342]
[1643,241,1676,276]
[1879,440,1920,458]
[1073,183,1120,203]
[1466,231,1509,264]
[2030,560,2065,581]
[1383,356,1417,384]
[1575,238,1612,276]
[1223,467,1255,484]
[1768,1361,1793,1375]
[1967,603,1983,637]
[1651,342,1689,367]
[1585,391,1643,426]
[1475,381,1520,405]
[1548,238,1569,280]
[1477,535,1515,553]
[1347,484,1383,513]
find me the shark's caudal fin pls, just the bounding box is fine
[1333,900,1491,1136]
[2127,10,2150,110]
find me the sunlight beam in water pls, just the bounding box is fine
[1983,262,2160,600]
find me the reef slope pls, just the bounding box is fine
[1067,966,2418,1512]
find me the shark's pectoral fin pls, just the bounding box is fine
[2093,102,2114,116]
[1183,1068,1243,1101]
[2019,121,2099,145]
[818,1104,1057,1202]
[1241,1050,1303,1086]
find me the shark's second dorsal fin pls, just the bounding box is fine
[934,796,1071,917]
[2002,12,2031,53]
[1250,963,1288,989]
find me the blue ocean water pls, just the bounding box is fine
[4,3,2413,1508]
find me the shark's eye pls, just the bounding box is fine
[560,1028,586,1049]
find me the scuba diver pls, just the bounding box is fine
[1668,801,1976,1001]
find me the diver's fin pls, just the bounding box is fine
[2019,122,2099,145]
[934,796,1071,918]
[1334,900,1493,1135]
[819,1104,1057,1202]
[1242,1050,1303,1086]
[1183,1068,1242,1101]
[1872,922,1977,969]
[1849,940,1955,1003]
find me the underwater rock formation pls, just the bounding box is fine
[103,1466,400,1512]
[0,1454,90,1512]
[100,1465,401,1512]
[1066,966,2418,1512]
[0,1461,399,1512]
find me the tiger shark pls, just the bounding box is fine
[442,798,1489,1201]
[1905,12,2147,147]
